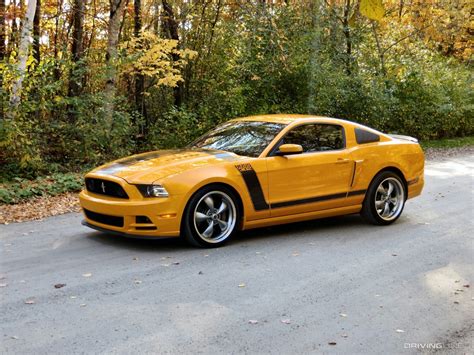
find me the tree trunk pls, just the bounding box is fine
[9,0,37,112]
[0,0,5,119]
[0,0,5,61]
[342,0,352,75]
[32,0,40,63]
[68,0,85,98]
[53,0,63,80]
[104,0,127,131]
[372,22,386,76]
[162,0,182,107]
[134,0,145,118]
[9,1,18,58]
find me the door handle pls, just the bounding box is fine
[336,158,350,164]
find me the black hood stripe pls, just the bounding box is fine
[95,149,240,175]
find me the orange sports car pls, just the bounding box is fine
[79,114,424,247]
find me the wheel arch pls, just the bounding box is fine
[372,166,408,196]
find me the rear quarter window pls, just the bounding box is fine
[355,128,380,144]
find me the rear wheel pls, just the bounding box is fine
[361,172,406,225]
[182,186,239,247]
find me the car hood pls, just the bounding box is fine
[90,149,243,184]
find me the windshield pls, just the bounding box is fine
[190,121,285,157]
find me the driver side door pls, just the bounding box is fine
[266,123,353,217]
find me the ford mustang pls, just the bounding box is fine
[79,114,424,247]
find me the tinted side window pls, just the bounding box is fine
[355,128,380,144]
[281,124,344,153]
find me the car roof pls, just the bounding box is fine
[231,114,347,125]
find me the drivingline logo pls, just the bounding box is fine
[403,343,466,350]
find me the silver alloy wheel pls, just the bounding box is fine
[374,177,405,221]
[193,191,237,243]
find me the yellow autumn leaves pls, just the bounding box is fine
[121,32,197,89]
[360,0,385,21]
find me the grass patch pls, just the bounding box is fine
[0,173,83,204]
[420,136,474,149]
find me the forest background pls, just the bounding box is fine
[0,0,472,184]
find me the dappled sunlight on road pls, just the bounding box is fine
[423,264,470,297]
[425,158,474,179]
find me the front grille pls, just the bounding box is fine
[85,178,129,199]
[84,209,124,227]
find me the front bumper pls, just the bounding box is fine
[79,189,183,237]
[81,220,173,239]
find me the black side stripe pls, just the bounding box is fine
[235,164,366,211]
[407,177,419,186]
[235,164,270,211]
[273,189,366,208]
[272,192,347,209]
[347,189,366,197]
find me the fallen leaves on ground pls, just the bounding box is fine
[424,146,474,161]
[0,193,80,224]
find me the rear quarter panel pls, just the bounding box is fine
[349,140,424,199]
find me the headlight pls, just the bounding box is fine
[136,184,169,198]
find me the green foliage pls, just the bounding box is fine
[148,107,201,148]
[0,173,83,204]
[2,1,473,184]
[1,58,137,178]
[420,136,474,149]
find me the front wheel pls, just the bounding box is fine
[181,186,240,247]
[361,172,406,225]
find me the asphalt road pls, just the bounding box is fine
[1,155,473,355]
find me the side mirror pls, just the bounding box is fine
[277,144,303,156]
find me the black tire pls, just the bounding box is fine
[361,171,406,225]
[181,185,240,248]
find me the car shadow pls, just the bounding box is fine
[85,231,191,251]
[236,214,367,242]
[84,214,368,251]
